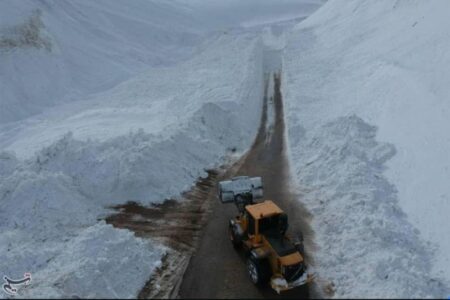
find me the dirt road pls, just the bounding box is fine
[178,73,315,299]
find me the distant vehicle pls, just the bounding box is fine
[218,176,313,294]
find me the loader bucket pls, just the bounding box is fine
[218,176,263,203]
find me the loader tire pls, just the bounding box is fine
[229,224,242,249]
[247,256,271,285]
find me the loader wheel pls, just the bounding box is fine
[246,256,271,285]
[228,225,242,248]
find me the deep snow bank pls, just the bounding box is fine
[284,0,450,297]
[0,30,264,298]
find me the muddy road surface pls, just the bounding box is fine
[178,73,315,299]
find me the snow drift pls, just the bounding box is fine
[284,0,450,298]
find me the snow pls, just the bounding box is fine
[0,31,264,160]
[0,0,325,298]
[1,223,165,299]
[283,0,450,298]
[0,0,202,124]
[0,31,264,300]
[178,0,325,29]
[0,135,169,298]
[10,0,449,298]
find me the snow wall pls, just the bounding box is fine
[283,0,450,298]
[0,2,265,298]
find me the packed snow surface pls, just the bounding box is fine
[0,0,324,298]
[284,0,450,298]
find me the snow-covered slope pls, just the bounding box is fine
[178,0,325,28]
[0,0,325,125]
[0,0,201,124]
[284,0,450,297]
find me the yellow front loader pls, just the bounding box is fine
[218,176,314,294]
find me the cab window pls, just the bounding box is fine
[247,213,255,235]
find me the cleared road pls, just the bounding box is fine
[178,73,315,299]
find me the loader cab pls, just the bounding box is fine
[245,200,287,241]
